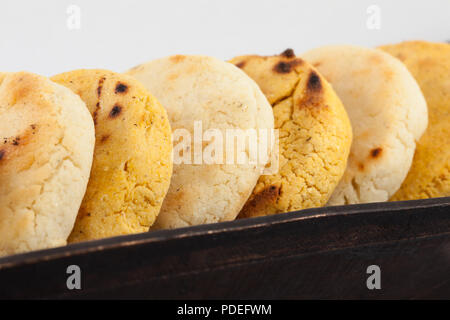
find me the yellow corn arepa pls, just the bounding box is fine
[52,69,173,242]
[230,50,352,218]
[380,41,450,200]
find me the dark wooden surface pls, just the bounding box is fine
[0,197,449,299]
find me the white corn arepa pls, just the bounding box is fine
[128,55,274,229]
[0,72,94,256]
[302,46,428,205]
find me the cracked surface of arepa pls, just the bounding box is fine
[0,72,95,256]
[230,50,352,217]
[52,70,173,242]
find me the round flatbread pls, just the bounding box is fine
[52,69,172,242]
[0,72,95,256]
[380,41,450,200]
[303,45,428,205]
[230,49,352,217]
[127,55,274,228]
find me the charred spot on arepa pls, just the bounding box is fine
[274,61,291,73]
[100,134,110,143]
[115,82,128,94]
[296,70,325,109]
[268,185,281,195]
[2,125,38,150]
[240,184,282,218]
[252,185,281,205]
[307,71,322,92]
[235,61,246,69]
[280,48,295,58]
[12,137,20,146]
[370,147,383,159]
[0,149,5,161]
[273,58,303,74]
[109,104,122,118]
[97,77,106,98]
[93,102,101,125]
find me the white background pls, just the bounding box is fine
[0,0,449,76]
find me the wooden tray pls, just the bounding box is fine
[0,197,449,299]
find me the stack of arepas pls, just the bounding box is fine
[0,40,448,257]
